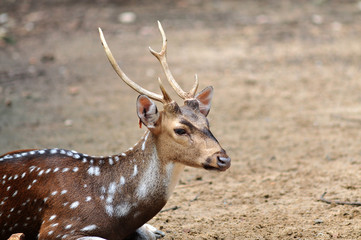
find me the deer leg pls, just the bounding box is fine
[125,224,165,240]
[7,233,25,240]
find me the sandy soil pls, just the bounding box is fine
[1,0,361,239]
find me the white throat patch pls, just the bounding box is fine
[136,149,159,200]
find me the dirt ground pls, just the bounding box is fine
[1,0,361,239]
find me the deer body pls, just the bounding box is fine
[0,22,230,240]
[1,132,183,240]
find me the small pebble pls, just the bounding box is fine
[64,119,73,127]
[314,219,323,224]
[118,12,136,23]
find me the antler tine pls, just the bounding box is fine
[99,27,166,103]
[149,21,198,99]
[189,74,199,97]
[157,77,172,103]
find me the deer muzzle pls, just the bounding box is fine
[203,150,231,171]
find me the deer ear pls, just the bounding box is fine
[195,86,213,116]
[136,95,160,129]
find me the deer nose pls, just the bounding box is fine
[216,152,231,171]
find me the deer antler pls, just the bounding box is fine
[99,27,171,104]
[149,21,199,100]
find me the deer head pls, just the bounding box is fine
[99,21,230,171]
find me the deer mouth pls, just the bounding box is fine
[203,154,231,171]
[202,163,221,171]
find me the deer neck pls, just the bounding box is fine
[97,130,184,220]
[131,130,185,200]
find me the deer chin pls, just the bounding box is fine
[202,162,230,172]
[202,163,223,171]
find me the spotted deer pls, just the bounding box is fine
[0,22,231,240]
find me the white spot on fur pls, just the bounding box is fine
[38,170,44,176]
[108,182,116,195]
[62,168,70,173]
[29,166,36,173]
[51,191,58,196]
[49,215,57,221]
[80,224,98,232]
[86,196,92,202]
[53,168,59,173]
[61,190,68,195]
[120,176,125,185]
[141,132,150,151]
[105,205,114,216]
[132,165,138,177]
[70,201,79,209]
[65,224,72,230]
[115,202,131,217]
[72,167,79,172]
[87,166,100,176]
[108,158,114,165]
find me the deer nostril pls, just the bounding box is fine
[217,156,231,167]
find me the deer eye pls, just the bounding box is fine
[174,128,187,135]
